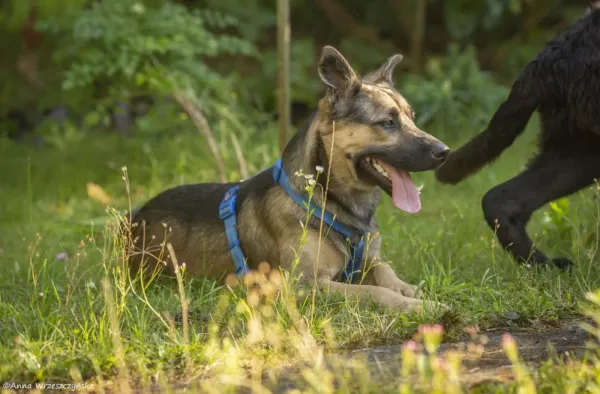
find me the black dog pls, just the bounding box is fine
[435,5,600,270]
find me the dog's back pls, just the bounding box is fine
[126,182,238,278]
[126,166,275,275]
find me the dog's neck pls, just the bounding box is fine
[280,111,379,231]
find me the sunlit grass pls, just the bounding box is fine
[0,115,599,391]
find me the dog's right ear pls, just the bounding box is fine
[364,54,404,86]
[586,1,600,15]
[318,46,360,94]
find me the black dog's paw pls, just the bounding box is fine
[522,257,574,274]
[551,257,574,272]
[434,159,465,185]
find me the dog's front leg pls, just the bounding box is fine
[278,230,443,313]
[317,277,430,313]
[363,261,423,299]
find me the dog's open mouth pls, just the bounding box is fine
[361,157,421,213]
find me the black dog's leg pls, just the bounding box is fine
[481,151,600,270]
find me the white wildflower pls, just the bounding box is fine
[308,179,316,186]
[316,166,324,173]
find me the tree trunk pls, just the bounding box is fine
[410,0,427,73]
[174,92,228,183]
[277,0,291,155]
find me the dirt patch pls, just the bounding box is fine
[342,319,594,387]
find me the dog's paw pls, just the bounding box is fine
[551,257,574,272]
[387,281,423,299]
[390,297,424,313]
[392,297,449,314]
[434,161,462,185]
[423,300,450,313]
[413,299,449,315]
[412,280,426,299]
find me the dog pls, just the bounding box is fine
[125,46,450,313]
[435,5,600,270]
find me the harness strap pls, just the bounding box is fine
[218,160,368,282]
[344,239,366,283]
[218,185,250,276]
[273,159,366,282]
[272,160,355,239]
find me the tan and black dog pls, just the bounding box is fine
[126,46,450,313]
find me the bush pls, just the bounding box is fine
[36,0,256,129]
[401,44,508,138]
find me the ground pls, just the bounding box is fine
[253,318,593,392]
[0,115,599,391]
[345,319,591,387]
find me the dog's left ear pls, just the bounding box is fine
[364,54,404,86]
[318,46,360,94]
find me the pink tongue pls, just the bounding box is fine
[378,162,421,213]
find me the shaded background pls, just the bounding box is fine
[0,0,591,145]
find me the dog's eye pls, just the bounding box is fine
[378,119,396,130]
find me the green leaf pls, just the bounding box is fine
[83,111,101,127]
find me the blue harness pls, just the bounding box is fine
[218,159,367,282]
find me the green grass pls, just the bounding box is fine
[0,116,599,391]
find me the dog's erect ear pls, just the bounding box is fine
[318,46,359,93]
[586,1,600,15]
[364,54,403,85]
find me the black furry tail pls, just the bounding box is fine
[435,64,541,185]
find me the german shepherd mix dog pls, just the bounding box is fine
[127,46,450,313]
[435,4,600,270]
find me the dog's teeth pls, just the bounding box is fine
[368,158,391,180]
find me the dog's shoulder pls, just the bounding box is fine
[237,166,278,202]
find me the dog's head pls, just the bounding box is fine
[315,46,449,213]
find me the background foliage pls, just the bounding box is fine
[0,0,591,143]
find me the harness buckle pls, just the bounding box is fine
[218,186,240,220]
[218,199,235,220]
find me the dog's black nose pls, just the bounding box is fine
[432,143,450,160]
